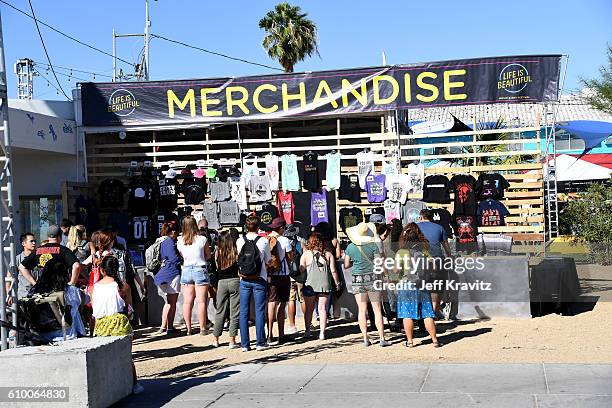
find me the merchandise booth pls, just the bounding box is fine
[74,55,564,319]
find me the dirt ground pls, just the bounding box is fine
[133,263,612,379]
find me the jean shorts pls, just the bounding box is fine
[180,265,209,286]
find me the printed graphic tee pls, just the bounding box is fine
[384,200,401,223]
[476,173,511,199]
[422,174,451,203]
[241,157,259,186]
[265,154,280,191]
[407,163,425,194]
[219,200,240,225]
[203,202,221,230]
[181,178,207,205]
[401,200,425,226]
[356,151,374,189]
[339,207,363,232]
[364,206,385,223]
[281,154,300,192]
[429,207,453,237]
[325,152,341,190]
[98,178,125,209]
[208,180,231,202]
[256,203,279,229]
[453,215,478,252]
[152,212,179,239]
[382,155,399,183]
[339,174,361,202]
[365,174,387,203]
[128,176,157,215]
[302,151,320,191]
[450,174,478,216]
[387,173,411,204]
[310,190,329,226]
[157,178,178,212]
[249,174,272,202]
[477,199,510,226]
[129,215,152,244]
[277,191,295,224]
[229,177,248,210]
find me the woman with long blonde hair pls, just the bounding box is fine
[177,215,211,335]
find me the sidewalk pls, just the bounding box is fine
[118,362,612,407]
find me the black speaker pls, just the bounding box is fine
[530,257,581,316]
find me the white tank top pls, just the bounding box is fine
[177,235,208,266]
[92,281,125,318]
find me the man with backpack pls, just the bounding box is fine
[265,217,293,345]
[236,215,272,351]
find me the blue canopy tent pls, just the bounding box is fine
[556,120,612,158]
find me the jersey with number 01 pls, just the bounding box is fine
[129,215,152,244]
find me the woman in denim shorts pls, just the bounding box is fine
[177,215,211,335]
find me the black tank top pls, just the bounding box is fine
[217,262,239,280]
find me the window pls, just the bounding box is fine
[20,196,63,242]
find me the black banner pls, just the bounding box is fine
[80,55,561,128]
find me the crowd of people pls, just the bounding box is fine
[7,208,452,392]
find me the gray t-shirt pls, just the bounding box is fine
[204,202,221,229]
[208,180,231,202]
[219,200,240,225]
[401,200,425,226]
[16,252,41,299]
[249,174,272,202]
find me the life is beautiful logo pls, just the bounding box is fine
[108,89,139,116]
[497,63,532,94]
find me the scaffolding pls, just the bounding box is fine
[14,58,35,100]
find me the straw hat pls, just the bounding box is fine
[346,222,378,246]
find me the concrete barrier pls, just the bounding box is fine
[0,336,133,408]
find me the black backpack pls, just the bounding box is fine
[238,236,262,279]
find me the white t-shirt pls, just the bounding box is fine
[265,154,280,191]
[356,151,374,189]
[268,232,293,276]
[237,232,272,280]
[177,235,208,266]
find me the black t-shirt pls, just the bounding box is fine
[98,178,125,209]
[152,212,179,239]
[450,174,478,216]
[477,199,510,226]
[21,243,79,272]
[429,208,453,237]
[476,173,511,199]
[339,174,361,202]
[339,207,363,232]
[256,204,279,229]
[422,175,451,203]
[157,177,179,212]
[302,152,320,191]
[364,206,385,222]
[129,215,152,244]
[453,215,478,253]
[181,178,206,205]
[128,176,157,215]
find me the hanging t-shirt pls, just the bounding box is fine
[152,212,179,239]
[382,155,399,183]
[339,207,363,232]
[408,163,425,194]
[229,177,248,210]
[208,179,231,202]
[339,174,361,202]
[364,206,385,223]
[310,190,329,226]
[128,176,157,215]
[386,173,411,204]
[256,203,279,228]
[477,199,510,226]
[281,154,300,192]
[384,200,401,223]
[241,157,259,186]
[325,152,341,190]
[157,178,178,212]
[401,200,425,226]
[422,174,451,203]
[277,191,295,224]
[181,178,206,205]
[219,200,240,225]
[450,174,478,216]
[454,215,478,253]
[265,154,280,191]
[98,178,125,209]
[302,152,320,191]
[476,173,511,199]
[249,174,272,202]
[429,207,453,237]
[365,174,387,203]
[177,206,193,223]
[129,215,152,244]
[356,151,374,189]
[203,202,220,230]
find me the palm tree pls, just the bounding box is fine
[259,2,319,73]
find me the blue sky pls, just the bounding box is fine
[1,0,611,101]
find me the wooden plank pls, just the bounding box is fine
[505,215,545,223]
[504,191,543,198]
[479,225,544,233]
[469,163,543,171]
[512,245,545,254]
[504,172,542,179]
[372,126,541,141]
[507,182,544,189]
[511,233,546,242]
[400,149,540,161]
[502,198,544,206]
[398,138,539,150]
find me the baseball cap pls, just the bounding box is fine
[164,168,177,179]
[369,213,385,224]
[193,168,206,179]
[47,224,62,238]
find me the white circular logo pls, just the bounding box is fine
[108,89,138,116]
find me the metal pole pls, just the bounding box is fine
[144,0,150,81]
[112,28,116,82]
[236,122,243,166]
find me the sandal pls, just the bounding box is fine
[404,341,415,348]
[432,341,442,348]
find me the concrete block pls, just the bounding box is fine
[0,336,132,408]
[544,364,612,395]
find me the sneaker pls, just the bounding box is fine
[363,338,372,347]
[303,330,313,338]
[380,339,391,347]
[132,383,144,395]
[200,329,209,336]
[229,343,240,350]
[212,340,220,348]
[285,326,298,335]
[242,347,251,352]
[268,337,279,346]
[157,328,166,335]
[277,335,289,345]
[256,343,270,351]
[319,332,325,340]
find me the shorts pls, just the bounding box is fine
[268,275,291,303]
[180,265,209,286]
[351,272,380,295]
[354,290,381,303]
[158,274,181,295]
[289,280,304,303]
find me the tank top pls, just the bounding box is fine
[217,261,239,280]
[92,281,125,318]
